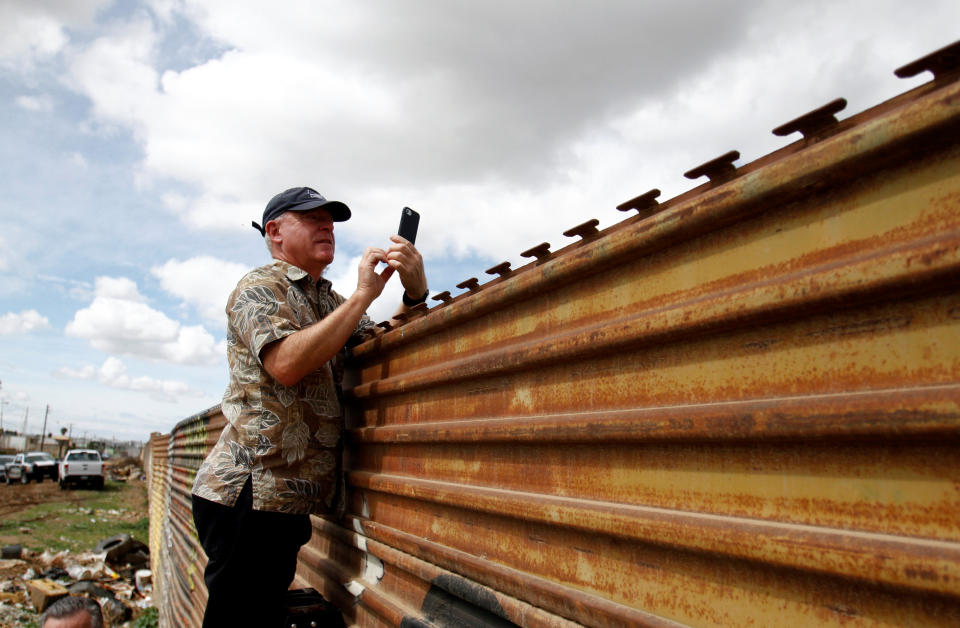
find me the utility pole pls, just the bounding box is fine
[0,398,7,436]
[0,399,7,451]
[40,404,49,452]
[22,407,29,451]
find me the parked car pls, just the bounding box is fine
[5,451,58,484]
[0,454,14,483]
[58,449,105,490]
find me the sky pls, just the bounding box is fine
[0,0,956,443]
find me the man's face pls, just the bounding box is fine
[44,611,93,628]
[269,208,336,274]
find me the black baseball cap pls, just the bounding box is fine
[251,186,351,235]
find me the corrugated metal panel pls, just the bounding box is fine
[144,434,168,623]
[150,42,960,627]
[147,407,224,628]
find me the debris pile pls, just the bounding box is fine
[0,535,153,627]
[105,458,146,483]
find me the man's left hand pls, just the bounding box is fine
[387,235,427,301]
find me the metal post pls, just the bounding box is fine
[0,399,7,450]
[40,404,49,452]
[21,407,28,452]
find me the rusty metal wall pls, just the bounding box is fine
[149,43,960,627]
[143,433,167,619]
[147,407,224,628]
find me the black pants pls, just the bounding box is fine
[192,480,313,628]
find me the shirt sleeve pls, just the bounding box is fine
[227,279,301,363]
[355,312,375,338]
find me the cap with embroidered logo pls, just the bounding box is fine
[251,187,351,235]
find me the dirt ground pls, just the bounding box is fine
[0,475,75,510]
[0,479,146,545]
[1,478,107,518]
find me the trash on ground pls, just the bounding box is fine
[0,534,154,627]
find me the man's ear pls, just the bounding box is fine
[265,219,282,245]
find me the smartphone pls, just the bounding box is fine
[398,207,420,244]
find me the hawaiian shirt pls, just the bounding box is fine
[192,260,374,515]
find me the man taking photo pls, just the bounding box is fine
[191,187,428,627]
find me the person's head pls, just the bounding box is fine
[251,187,351,277]
[41,596,103,628]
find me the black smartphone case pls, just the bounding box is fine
[398,207,420,244]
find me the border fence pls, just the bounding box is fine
[147,41,960,627]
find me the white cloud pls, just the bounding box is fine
[92,276,144,301]
[68,152,88,168]
[51,0,959,271]
[0,310,51,336]
[0,10,67,70]
[65,16,162,135]
[65,276,225,365]
[37,275,94,301]
[0,0,110,71]
[59,2,759,243]
[55,357,200,401]
[56,364,97,379]
[15,95,54,112]
[151,256,249,323]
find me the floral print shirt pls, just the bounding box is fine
[192,260,374,515]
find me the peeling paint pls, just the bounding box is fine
[344,580,365,597]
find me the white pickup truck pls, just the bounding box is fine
[6,451,58,484]
[59,449,105,490]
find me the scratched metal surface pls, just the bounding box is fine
[149,42,960,627]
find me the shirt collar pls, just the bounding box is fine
[273,259,332,291]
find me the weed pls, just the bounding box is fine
[131,606,159,628]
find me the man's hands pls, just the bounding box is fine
[262,244,403,387]
[355,246,396,307]
[386,235,428,301]
[261,234,428,388]
[356,236,427,305]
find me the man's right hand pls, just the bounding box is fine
[355,246,396,306]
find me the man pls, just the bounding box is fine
[191,187,428,627]
[40,596,103,628]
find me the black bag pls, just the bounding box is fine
[283,588,345,628]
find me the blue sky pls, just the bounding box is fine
[0,0,956,442]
